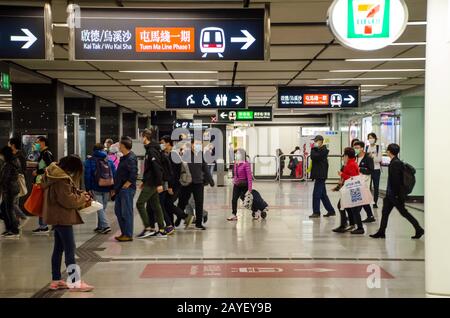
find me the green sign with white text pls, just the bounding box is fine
[218,107,272,123]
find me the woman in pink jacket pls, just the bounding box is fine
[227,149,252,221]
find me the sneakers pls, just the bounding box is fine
[175,214,186,227]
[1,231,9,237]
[68,281,94,292]
[227,215,238,221]
[165,226,175,235]
[114,235,133,242]
[150,230,167,238]
[93,227,101,233]
[370,232,386,239]
[411,228,424,239]
[2,232,20,239]
[184,214,194,228]
[32,227,50,235]
[194,225,206,231]
[323,212,336,217]
[203,211,209,223]
[136,229,156,239]
[49,280,69,291]
[345,225,356,232]
[309,214,320,219]
[99,227,111,234]
[253,211,261,220]
[362,216,376,223]
[351,228,365,235]
[332,226,347,233]
[261,208,268,219]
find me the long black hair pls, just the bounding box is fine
[58,155,83,186]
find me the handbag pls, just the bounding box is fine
[340,175,373,209]
[79,200,103,214]
[24,184,44,217]
[18,174,28,197]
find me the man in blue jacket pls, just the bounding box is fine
[84,143,116,234]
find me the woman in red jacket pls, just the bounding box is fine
[332,147,363,234]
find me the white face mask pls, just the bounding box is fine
[160,143,165,151]
[368,138,376,145]
[235,153,243,161]
[314,142,320,148]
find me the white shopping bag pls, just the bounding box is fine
[340,175,373,209]
[79,201,103,214]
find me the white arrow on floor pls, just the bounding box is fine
[220,112,228,119]
[293,268,336,273]
[344,95,355,104]
[230,30,256,50]
[10,28,37,49]
[231,96,243,105]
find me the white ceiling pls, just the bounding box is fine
[0,0,427,115]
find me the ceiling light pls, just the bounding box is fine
[139,85,163,88]
[330,69,424,72]
[147,91,164,94]
[390,42,426,46]
[120,70,217,74]
[407,21,427,25]
[346,58,426,62]
[0,94,11,97]
[2,98,12,101]
[361,90,373,92]
[361,84,388,87]
[133,79,218,82]
[318,77,406,81]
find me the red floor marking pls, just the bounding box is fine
[140,263,395,279]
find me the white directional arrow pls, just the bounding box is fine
[231,95,243,105]
[220,112,228,119]
[344,95,355,104]
[293,268,336,273]
[230,30,256,50]
[10,28,37,49]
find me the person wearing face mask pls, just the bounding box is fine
[354,141,376,223]
[31,136,55,234]
[227,149,252,221]
[370,144,424,239]
[309,135,336,218]
[107,143,120,170]
[104,138,114,153]
[365,133,382,208]
[176,139,214,230]
[136,128,167,239]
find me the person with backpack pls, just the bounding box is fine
[41,156,94,292]
[370,144,424,239]
[366,133,382,208]
[176,139,215,230]
[136,129,167,239]
[32,136,55,234]
[0,146,21,238]
[84,143,117,234]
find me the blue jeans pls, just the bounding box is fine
[312,178,335,214]
[51,225,76,281]
[114,188,136,237]
[93,191,110,229]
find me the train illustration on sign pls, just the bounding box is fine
[200,27,226,58]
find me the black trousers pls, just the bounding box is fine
[371,169,381,205]
[337,200,355,227]
[1,193,19,234]
[164,188,185,225]
[177,183,205,227]
[362,204,374,218]
[377,196,422,235]
[232,184,248,215]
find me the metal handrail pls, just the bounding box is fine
[252,155,278,181]
[305,154,342,181]
[278,154,305,182]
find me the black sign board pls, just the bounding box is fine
[0,6,52,60]
[278,86,360,108]
[69,8,267,61]
[166,87,246,109]
[173,119,209,130]
[217,107,272,123]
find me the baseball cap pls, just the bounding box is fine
[312,135,324,142]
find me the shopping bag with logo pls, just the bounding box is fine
[79,201,103,214]
[24,184,44,216]
[339,175,373,209]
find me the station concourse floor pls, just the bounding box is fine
[0,179,425,298]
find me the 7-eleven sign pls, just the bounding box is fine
[348,0,390,38]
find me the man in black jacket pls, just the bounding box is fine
[32,136,55,234]
[309,135,335,218]
[370,144,424,239]
[136,129,167,239]
[177,139,214,230]
[354,141,376,223]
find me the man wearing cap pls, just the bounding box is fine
[309,135,336,218]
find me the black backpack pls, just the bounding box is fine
[95,157,114,187]
[402,162,416,195]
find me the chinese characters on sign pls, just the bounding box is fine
[136,28,194,53]
[278,86,359,108]
[80,29,132,51]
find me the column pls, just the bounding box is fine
[425,0,450,297]
[122,111,138,139]
[100,106,121,144]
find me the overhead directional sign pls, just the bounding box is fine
[0,5,52,60]
[166,87,246,109]
[278,86,360,109]
[69,8,267,61]
[218,107,272,123]
[173,120,209,130]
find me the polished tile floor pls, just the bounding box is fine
[0,179,425,298]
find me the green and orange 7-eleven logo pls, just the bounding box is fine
[348,0,391,38]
